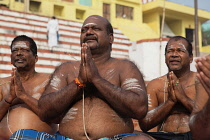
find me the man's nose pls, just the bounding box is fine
[86,28,94,34]
[172,51,179,56]
[17,50,23,55]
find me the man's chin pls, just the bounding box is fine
[14,65,26,69]
[87,44,99,50]
[169,67,182,71]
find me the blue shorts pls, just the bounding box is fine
[146,131,192,140]
[9,129,137,140]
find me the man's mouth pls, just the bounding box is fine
[85,40,95,43]
[15,58,25,63]
[83,36,97,43]
[169,60,180,64]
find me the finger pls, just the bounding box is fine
[85,45,95,67]
[197,73,210,95]
[10,73,16,96]
[169,72,175,89]
[14,70,23,90]
[169,72,174,91]
[197,61,210,79]
[199,71,210,87]
[11,68,16,77]
[195,63,201,73]
[81,43,86,65]
[168,71,172,82]
[194,57,202,63]
[83,44,90,81]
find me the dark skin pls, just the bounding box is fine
[14,15,151,140]
[0,40,57,139]
[139,38,207,133]
[189,55,210,140]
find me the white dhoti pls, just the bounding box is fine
[47,19,59,48]
[48,32,58,47]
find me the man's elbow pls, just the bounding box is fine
[38,110,49,122]
[133,105,148,120]
[189,114,210,140]
[37,104,52,122]
[138,118,150,132]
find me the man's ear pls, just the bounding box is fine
[35,55,38,63]
[190,54,193,63]
[109,33,114,44]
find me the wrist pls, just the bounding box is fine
[5,95,15,104]
[18,93,27,100]
[167,99,176,105]
[91,74,102,83]
[74,78,86,88]
[4,99,12,105]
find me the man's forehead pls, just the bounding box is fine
[83,22,97,27]
[83,16,105,26]
[12,41,29,49]
[167,41,187,49]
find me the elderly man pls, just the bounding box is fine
[189,55,210,140]
[0,35,58,140]
[10,15,153,140]
[139,36,207,140]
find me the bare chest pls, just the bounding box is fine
[59,97,133,139]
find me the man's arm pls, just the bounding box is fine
[79,44,148,120]
[13,70,45,120]
[37,63,81,122]
[12,64,79,122]
[190,100,210,140]
[93,61,148,120]
[139,76,176,132]
[0,77,16,121]
[189,56,210,140]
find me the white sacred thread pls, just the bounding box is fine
[0,81,11,86]
[82,88,91,140]
[7,109,13,134]
[159,77,168,132]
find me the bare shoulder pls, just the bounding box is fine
[114,58,136,66]
[0,77,11,98]
[147,75,167,89]
[111,58,139,71]
[55,61,79,71]
[36,73,51,79]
